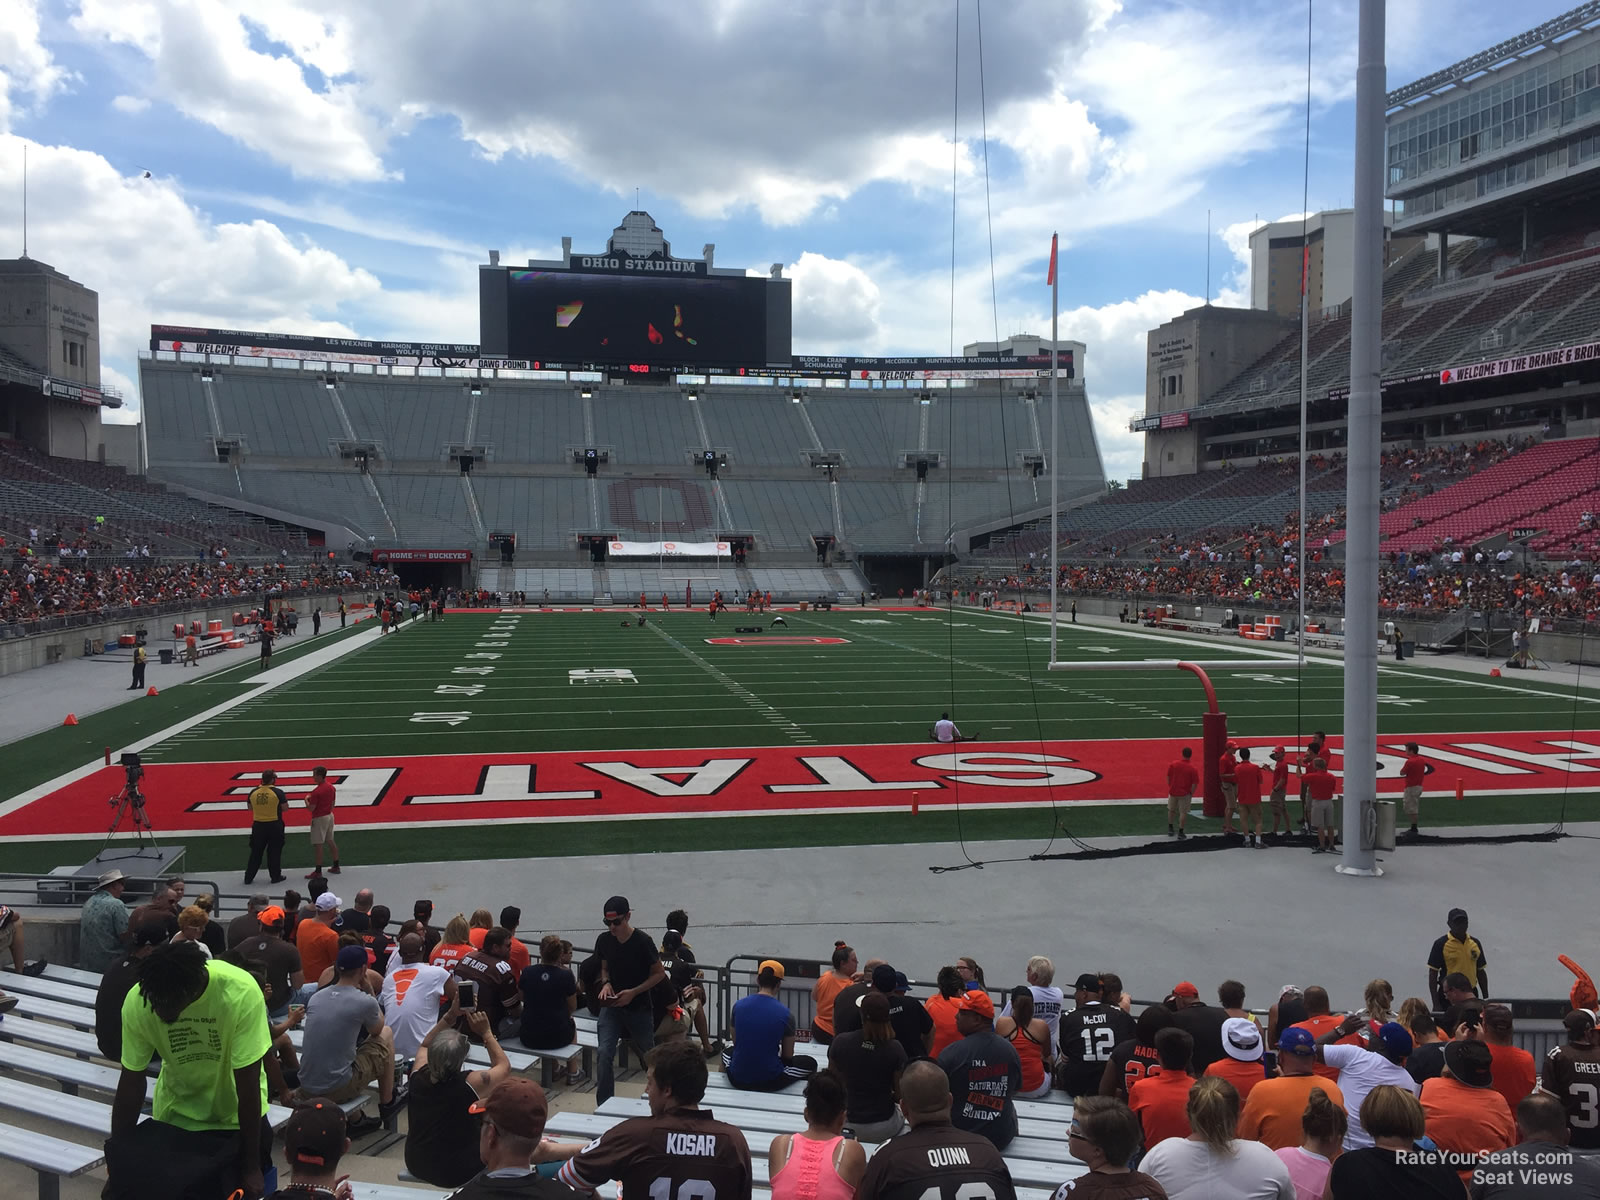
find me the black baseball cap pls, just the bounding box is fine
[1448,907,1468,923]
[603,896,630,919]
[871,964,897,992]
[1073,973,1102,992]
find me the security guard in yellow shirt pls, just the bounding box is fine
[129,644,147,691]
[244,769,289,885]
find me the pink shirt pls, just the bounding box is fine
[771,1135,854,1200]
[1276,1145,1332,1200]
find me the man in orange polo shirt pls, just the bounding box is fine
[1400,741,1427,838]
[1128,1026,1195,1150]
[1238,1027,1346,1150]
[296,892,342,988]
[1420,1039,1515,1174]
[1290,987,1347,1084]
[1234,748,1265,849]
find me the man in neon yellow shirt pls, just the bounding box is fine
[110,944,273,1198]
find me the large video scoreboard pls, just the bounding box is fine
[479,212,792,371]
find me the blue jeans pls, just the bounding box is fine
[596,1003,656,1104]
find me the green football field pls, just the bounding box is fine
[3,606,1598,874]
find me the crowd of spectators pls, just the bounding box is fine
[0,559,388,631]
[71,879,1600,1200]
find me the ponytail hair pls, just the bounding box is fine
[1301,1085,1348,1143]
[1186,1076,1241,1154]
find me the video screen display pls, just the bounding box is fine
[503,271,786,368]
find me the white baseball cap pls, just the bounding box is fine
[315,893,341,911]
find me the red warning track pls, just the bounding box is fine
[5,731,1600,838]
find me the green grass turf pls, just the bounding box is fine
[2,607,1597,871]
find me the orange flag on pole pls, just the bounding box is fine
[1046,234,1058,286]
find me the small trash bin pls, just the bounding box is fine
[1361,798,1397,852]
[158,648,174,665]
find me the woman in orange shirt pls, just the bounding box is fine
[925,966,965,1058]
[429,913,476,971]
[996,986,1054,1098]
[810,943,856,1046]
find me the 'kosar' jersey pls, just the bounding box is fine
[857,1120,1017,1200]
[1543,1041,1600,1150]
[558,1109,753,1200]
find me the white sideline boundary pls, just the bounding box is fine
[0,620,413,821]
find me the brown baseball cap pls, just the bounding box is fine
[469,1079,549,1139]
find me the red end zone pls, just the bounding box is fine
[6,731,1600,838]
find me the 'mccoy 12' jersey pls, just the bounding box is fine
[1057,1002,1136,1096]
[1544,1042,1600,1150]
[856,1121,1017,1200]
[558,1109,753,1200]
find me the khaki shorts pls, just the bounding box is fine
[1308,799,1335,829]
[1402,785,1423,818]
[1220,782,1238,815]
[1166,795,1189,823]
[309,815,336,846]
[1269,787,1288,819]
[321,1036,389,1103]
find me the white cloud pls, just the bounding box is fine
[71,0,391,182]
[110,94,149,114]
[0,135,466,421]
[0,0,72,131]
[789,252,882,350]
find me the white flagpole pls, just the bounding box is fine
[1049,233,1060,664]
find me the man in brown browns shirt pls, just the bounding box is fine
[559,1041,751,1200]
[857,1061,1016,1200]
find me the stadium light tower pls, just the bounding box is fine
[1339,0,1385,878]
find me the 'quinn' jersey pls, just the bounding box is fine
[856,1120,1016,1200]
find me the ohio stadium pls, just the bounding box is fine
[2,4,1600,1194]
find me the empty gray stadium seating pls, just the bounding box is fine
[340,381,471,461]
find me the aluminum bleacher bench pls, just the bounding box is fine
[0,1118,105,1200]
[352,1186,450,1200]
[40,964,116,991]
[701,1070,1075,1120]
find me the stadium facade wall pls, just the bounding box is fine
[0,588,358,679]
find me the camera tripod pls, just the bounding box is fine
[101,775,160,860]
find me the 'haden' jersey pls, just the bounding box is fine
[856,1120,1017,1200]
[1543,1041,1600,1150]
[559,1109,753,1200]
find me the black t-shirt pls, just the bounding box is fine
[519,963,578,1049]
[887,993,935,1061]
[1326,1145,1467,1200]
[340,909,370,933]
[856,1118,1017,1200]
[404,1069,483,1187]
[359,928,392,974]
[95,953,144,1061]
[1406,1040,1447,1085]
[1169,1004,1230,1073]
[1057,1002,1137,1096]
[449,1173,576,1200]
[593,928,660,1011]
[828,1029,908,1123]
[833,982,872,1037]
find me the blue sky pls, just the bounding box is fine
[0,0,1578,481]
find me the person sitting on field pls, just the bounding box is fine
[930,713,972,743]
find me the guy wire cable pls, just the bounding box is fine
[1295,0,1313,780]
[936,0,982,872]
[932,0,1077,871]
